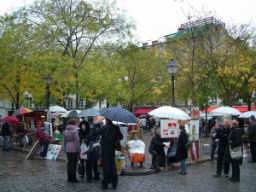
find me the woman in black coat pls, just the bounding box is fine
[228,120,243,182]
[176,125,188,175]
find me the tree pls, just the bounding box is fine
[26,0,132,108]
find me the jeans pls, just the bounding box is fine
[180,159,187,173]
[3,136,11,151]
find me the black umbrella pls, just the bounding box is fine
[67,110,79,118]
[100,107,137,124]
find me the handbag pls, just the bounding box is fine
[80,143,88,160]
[229,146,242,160]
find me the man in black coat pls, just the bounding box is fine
[228,120,243,182]
[213,120,231,177]
[96,119,123,190]
[248,115,256,162]
[176,125,188,175]
[149,128,165,172]
[2,121,12,151]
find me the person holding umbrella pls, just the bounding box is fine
[94,118,123,190]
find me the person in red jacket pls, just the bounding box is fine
[36,127,51,158]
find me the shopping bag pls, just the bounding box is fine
[80,143,88,160]
[230,146,242,160]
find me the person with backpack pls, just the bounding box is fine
[176,125,188,175]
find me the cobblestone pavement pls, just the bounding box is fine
[1,149,256,192]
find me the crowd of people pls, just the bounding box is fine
[210,117,256,182]
[63,118,123,190]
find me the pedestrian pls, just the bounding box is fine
[36,126,51,158]
[210,122,219,161]
[149,127,166,172]
[95,118,123,190]
[78,120,90,179]
[176,125,188,175]
[247,115,256,163]
[2,121,12,151]
[228,120,243,182]
[64,119,80,183]
[213,120,231,177]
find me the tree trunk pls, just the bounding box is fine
[75,72,79,109]
[247,94,252,111]
[128,101,134,112]
[15,73,21,109]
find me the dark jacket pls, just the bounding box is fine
[79,128,89,145]
[2,122,12,136]
[229,127,243,149]
[176,129,188,161]
[214,126,231,153]
[149,134,165,154]
[97,124,123,155]
[228,127,243,163]
[248,122,256,142]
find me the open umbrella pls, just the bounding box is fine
[49,105,67,113]
[239,111,256,118]
[0,116,19,126]
[148,106,191,120]
[100,107,137,124]
[210,106,241,116]
[67,110,81,118]
[79,108,100,117]
[14,107,32,116]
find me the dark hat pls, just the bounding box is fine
[250,115,255,120]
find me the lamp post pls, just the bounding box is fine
[166,59,178,106]
[23,91,33,108]
[43,74,52,110]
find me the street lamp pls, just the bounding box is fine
[23,91,33,108]
[43,74,52,110]
[166,59,178,106]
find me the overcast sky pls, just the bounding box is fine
[0,0,255,42]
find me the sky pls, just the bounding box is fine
[0,0,255,42]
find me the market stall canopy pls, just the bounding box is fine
[0,116,19,126]
[79,108,100,117]
[148,106,191,120]
[210,106,241,116]
[100,107,137,124]
[239,111,256,118]
[14,107,32,116]
[49,105,67,113]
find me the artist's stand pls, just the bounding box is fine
[25,141,40,160]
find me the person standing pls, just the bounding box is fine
[176,125,188,175]
[95,119,123,190]
[228,120,243,182]
[248,115,256,162]
[149,128,166,172]
[213,120,231,177]
[64,119,80,183]
[210,122,219,161]
[78,121,90,179]
[2,121,12,151]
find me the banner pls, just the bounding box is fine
[46,144,62,160]
[188,120,200,141]
[160,119,179,138]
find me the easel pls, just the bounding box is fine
[25,141,40,160]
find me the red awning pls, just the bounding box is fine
[134,108,155,117]
[203,106,219,113]
[233,106,256,113]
